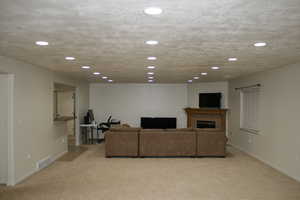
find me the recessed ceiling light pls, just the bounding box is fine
[147,56,157,60]
[102,76,108,79]
[228,58,237,61]
[35,41,48,46]
[187,80,193,83]
[193,77,199,79]
[201,72,208,76]
[147,72,154,75]
[148,80,154,83]
[65,56,75,61]
[148,76,154,79]
[93,72,101,75]
[144,7,163,15]
[254,42,267,47]
[81,66,91,69]
[211,66,220,70]
[145,40,159,45]
[147,66,156,69]
[108,79,113,82]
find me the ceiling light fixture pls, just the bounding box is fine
[147,66,156,69]
[148,76,154,79]
[35,41,48,46]
[144,7,163,15]
[148,80,154,83]
[65,56,75,60]
[193,77,199,79]
[147,72,154,75]
[211,66,220,70]
[81,66,91,69]
[102,76,108,79]
[201,72,208,76]
[108,80,113,82]
[147,56,157,60]
[254,42,267,47]
[228,57,237,61]
[145,40,159,45]
[187,80,193,83]
[93,72,101,75]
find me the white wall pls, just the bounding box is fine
[187,82,229,108]
[0,75,10,184]
[90,84,188,128]
[228,63,300,182]
[0,55,89,185]
[90,82,229,128]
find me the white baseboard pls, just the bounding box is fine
[14,150,67,185]
[51,150,68,162]
[229,143,300,183]
[15,168,37,185]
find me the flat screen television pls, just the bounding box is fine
[141,117,177,129]
[199,93,222,108]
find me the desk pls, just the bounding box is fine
[80,124,97,144]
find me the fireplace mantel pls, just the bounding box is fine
[184,108,227,131]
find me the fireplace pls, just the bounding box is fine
[184,108,227,131]
[197,120,216,128]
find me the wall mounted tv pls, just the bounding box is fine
[199,93,222,108]
[141,117,177,129]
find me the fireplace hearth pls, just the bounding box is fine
[184,108,227,131]
[197,120,216,128]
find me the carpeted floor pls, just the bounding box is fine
[1,144,300,200]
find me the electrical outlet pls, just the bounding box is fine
[27,154,31,159]
[62,138,65,143]
[248,138,252,144]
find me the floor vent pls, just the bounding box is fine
[36,156,52,170]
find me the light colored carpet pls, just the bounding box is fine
[1,144,300,200]
[58,146,88,162]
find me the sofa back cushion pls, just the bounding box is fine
[165,128,195,132]
[140,129,165,132]
[109,127,141,132]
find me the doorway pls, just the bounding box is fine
[0,74,14,186]
[54,83,76,149]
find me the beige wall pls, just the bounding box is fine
[228,63,300,182]
[0,55,89,184]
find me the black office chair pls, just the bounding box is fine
[97,116,112,134]
[96,116,120,143]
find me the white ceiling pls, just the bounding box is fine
[0,0,300,83]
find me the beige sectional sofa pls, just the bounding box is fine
[105,128,227,157]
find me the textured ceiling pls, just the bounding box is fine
[0,0,300,83]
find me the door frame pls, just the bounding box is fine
[0,74,15,186]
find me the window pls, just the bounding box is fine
[240,87,260,133]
